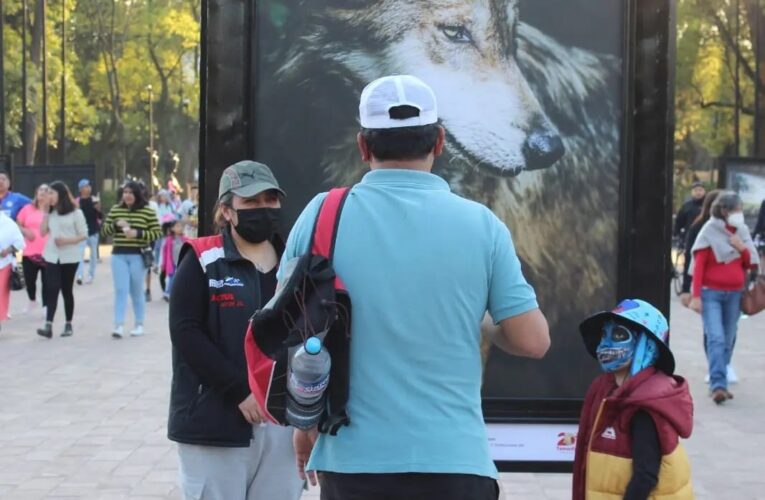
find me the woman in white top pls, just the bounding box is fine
[38,181,88,338]
[0,211,25,331]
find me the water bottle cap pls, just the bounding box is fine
[305,337,322,355]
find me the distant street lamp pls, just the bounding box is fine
[0,0,6,153]
[147,84,155,188]
[59,0,66,164]
[21,0,27,164]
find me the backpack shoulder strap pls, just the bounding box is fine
[311,187,351,261]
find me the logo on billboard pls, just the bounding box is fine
[556,432,577,452]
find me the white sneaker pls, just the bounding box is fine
[112,326,124,339]
[727,365,739,384]
[130,325,144,337]
[705,365,739,384]
[22,301,37,314]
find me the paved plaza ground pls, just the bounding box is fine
[0,254,763,499]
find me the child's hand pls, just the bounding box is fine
[689,297,702,314]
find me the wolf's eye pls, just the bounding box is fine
[439,25,473,44]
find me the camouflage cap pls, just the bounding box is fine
[218,161,285,201]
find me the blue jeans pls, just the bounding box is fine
[701,289,742,391]
[164,273,175,297]
[77,233,99,280]
[111,254,146,327]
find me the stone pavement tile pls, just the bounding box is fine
[129,481,175,496]
[5,490,54,500]
[48,482,100,497]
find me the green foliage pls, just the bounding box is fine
[1,0,200,188]
[675,0,758,170]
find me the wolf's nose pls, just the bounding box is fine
[523,130,565,170]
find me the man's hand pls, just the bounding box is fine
[293,427,319,486]
[238,394,265,424]
[730,234,747,253]
[680,293,691,308]
[689,297,702,314]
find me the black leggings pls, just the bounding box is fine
[22,256,47,305]
[44,262,78,322]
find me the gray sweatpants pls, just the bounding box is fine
[177,424,304,500]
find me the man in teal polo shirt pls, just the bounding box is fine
[284,75,551,499]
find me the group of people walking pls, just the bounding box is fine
[675,184,761,405]
[0,171,198,340]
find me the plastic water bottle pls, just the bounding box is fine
[286,336,331,429]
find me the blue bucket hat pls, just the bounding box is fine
[579,299,675,375]
[78,178,90,190]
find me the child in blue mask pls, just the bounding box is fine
[572,299,695,500]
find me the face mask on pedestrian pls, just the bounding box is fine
[233,207,280,243]
[596,322,636,373]
[727,212,745,229]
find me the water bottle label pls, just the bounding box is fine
[289,372,329,395]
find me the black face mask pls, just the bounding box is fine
[234,207,280,243]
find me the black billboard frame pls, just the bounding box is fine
[199,0,676,473]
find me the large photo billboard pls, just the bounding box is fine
[250,0,625,403]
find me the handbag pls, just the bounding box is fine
[741,273,765,316]
[140,246,155,269]
[10,265,25,291]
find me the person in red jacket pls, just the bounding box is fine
[689,191,759,404]
[573,299,694,500]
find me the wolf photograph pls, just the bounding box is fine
[252,0,624,399]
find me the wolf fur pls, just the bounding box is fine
[255,0,620,397]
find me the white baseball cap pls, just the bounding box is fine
[359,75,438,129]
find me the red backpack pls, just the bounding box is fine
[244,188,352,435]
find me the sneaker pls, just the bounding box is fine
[61,323,74,337]
[22,301,37,315]
[727,365,739,384]
[36,323,53,339]
[704,373,710,383]
[76,278,83,285]
[162,294,170,303]
[85,276,94,284]
[112,326,124,339]
[130,325,144,337]
[145,290,152,302]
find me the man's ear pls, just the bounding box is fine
[357,132,371,162]
[433,126,446,157]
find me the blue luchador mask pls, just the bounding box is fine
[596,320,659,375]
[596,321,636,373]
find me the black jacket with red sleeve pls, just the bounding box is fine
[167,229,283,447]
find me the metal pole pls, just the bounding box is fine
[756,0,761,156]
[148,84,154,182]
[41,0,48,164]
[21,0,27,165]
[0,0,6,154]
[734,0,741,156]
[59,0,65,163]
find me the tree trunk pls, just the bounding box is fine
[24,0,45,164]
[744,1,765,156]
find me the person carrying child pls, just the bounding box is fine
[573,299,694,500]
[159,218,188,301]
